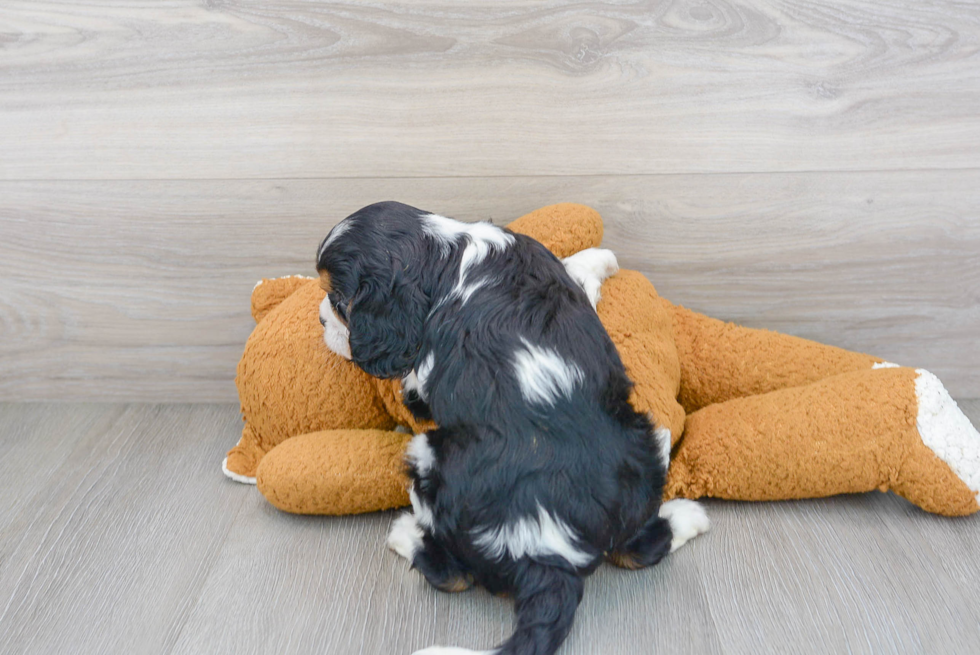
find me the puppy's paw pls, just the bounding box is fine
[562,248,619,309]
[659,499,710,553]
[388,512,423,562]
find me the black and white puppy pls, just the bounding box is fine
[316,201,708,655]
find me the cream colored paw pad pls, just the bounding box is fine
[222,457,257,485]
[915,369,980,502]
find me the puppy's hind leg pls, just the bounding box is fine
[607,499,710,570]
[606,513,672,570]
[413,533,474,594]
[388,513,473,593]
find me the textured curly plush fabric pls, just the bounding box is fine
[505,203,603,260]
[667,367,979,516]
[228,280,397,479]
[596,271,686,445]
[668,303,880,414]
[257,429,414,515]
[227,203,980,517]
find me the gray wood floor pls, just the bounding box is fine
[1,401,979,655]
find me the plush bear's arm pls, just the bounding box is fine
[667,302,881,414]
[665,367,980,516]
[597,270,686,450]
[257,429,413,515]
[505,203,603,258]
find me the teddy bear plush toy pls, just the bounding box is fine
[224,204,980,517]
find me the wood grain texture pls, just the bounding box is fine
[0,404,249,655]
[0,404,124,536]
[1,1,979,179]
[0,401,978,654]
[1,171,977,401]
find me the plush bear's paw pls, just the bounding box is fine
[562,248,619,309]
[388,512,424,562]
[221,457,256,485]
[913,368,980,504]
[659,499,710,553]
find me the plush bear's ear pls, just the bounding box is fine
[347,260,428,380]
[250,276,316,323]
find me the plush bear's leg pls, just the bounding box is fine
[665,367,980,516]
[667,302,881,414]
[256,429,414,515]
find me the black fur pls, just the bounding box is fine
[317,201,671,655]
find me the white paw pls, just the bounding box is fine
[659,499,710,553]
[562,248,619,309]
[388,512,423,562]
[221,458,256,484]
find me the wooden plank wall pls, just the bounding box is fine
[1,1,978,401]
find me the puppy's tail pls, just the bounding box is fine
[495,562,584,655]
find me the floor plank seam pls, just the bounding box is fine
[2,166,980,184]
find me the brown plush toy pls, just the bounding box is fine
[225,204,980,517]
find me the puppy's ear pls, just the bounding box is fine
[347,261,428,379]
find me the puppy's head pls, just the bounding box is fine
[316,202,432,379]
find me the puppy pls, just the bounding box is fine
[316,202,708,655]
